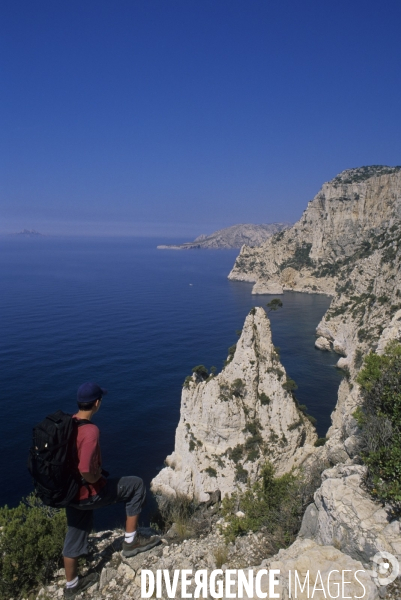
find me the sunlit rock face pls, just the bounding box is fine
[151,307,316,501]
[228,166,401,296]
[228,166,401,465]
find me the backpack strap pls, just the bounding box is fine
[72,418,95,492]
[76,419,91,427]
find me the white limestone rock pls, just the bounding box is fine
[333,339,346,355]
[157,222,291,250]
[229,167,401,297]
[300,464,401,565]
[376,309,401,354]
[316,323,334,339]
[315,337,331,351]
[151,307,317,501]
[251,280,283,294]
[253,538,379,600]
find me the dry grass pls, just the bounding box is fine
[154,491,219,541]
[213,544,228,568]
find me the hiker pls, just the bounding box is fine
[62,382,160,598]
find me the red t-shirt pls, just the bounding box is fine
[74,416,106,501]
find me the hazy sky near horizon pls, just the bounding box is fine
[1,1,401,237]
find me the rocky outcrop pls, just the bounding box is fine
[228,166,401,294]
[299,464,401,565]
[151,307,316,501]
[315,336,331,351]
[376,309,401,354]
[262,538,379,600]
[157,222,291,250]
[227,166,401,467]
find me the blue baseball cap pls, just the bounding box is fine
[77,382,108,403]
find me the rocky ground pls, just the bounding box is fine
[35,519,400,599]
[35,518,280,600]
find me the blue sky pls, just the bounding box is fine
[1,0,400,237]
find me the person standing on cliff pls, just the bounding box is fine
[63,382,160,599]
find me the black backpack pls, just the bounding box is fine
[28,410,90,508]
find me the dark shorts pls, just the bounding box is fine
[63,476,146,558]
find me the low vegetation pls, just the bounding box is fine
[266,299,283,313]
[355,341,401,506]
[279,243,313,271]
[221,460,326,551]
[0,493,67,599]
[331,165,401,185]
[155,493,199,540]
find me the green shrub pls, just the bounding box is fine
[288,419,303,431]
[259,392,271,405]
[0,494,67,599]
[229,444,244,463]
[279,244,313,271]
[219,382,231,402]
[183,375,193,389]
[243,419,262,435]
[314,437,327,447]
[356,341,401,504]
[221,461,322,548]
[282,377,298,391]
[357,328,369,342]
[192,365,209,379]
[306,414,317,426]
[224,344,237,366]
[235,464,249,483]
[267,367,284,379]
[246,448,260,462]
[245,432,263,453]
[231,378,245,397]
[296,402,317,427]
[266,299,283,313]
[205,467,217,478]
[354,348,365,370]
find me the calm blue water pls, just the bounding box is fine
[0,237,341,528]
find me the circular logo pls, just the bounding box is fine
[371,551,399,586]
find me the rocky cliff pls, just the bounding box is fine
[225,165,401,469]
[157,222,290,250]
[151,307,316,501]
[148,166,401,599]
[228,165,401,294]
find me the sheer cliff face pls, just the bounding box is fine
[226,166,401,462]
[228,166,401,295]
[151,307,316,501]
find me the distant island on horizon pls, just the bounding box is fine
[13,229,44,237]
[157,222,291,250]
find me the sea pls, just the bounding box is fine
[0,236,342,529]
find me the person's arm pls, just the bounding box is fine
[80,465,103,484]
[77,425,103,484]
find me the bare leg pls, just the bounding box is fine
[64,556,78,582]
[125,514,139,533]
